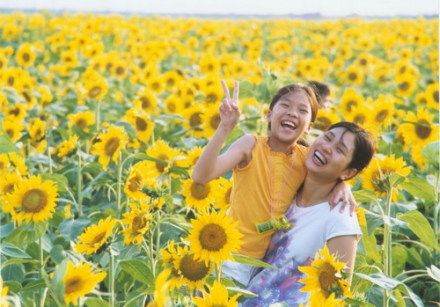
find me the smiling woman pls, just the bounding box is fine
[245,122,375,306]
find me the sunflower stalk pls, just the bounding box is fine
[382,187,393,307]
[109,251,115,307]
[117,154,123,218]
[77,151,83,216]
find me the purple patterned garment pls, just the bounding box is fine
[243,206,312,306]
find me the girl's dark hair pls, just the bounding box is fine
[269,83,319,125]
[328,121,375,174]
[307,80,331,107]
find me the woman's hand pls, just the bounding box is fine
[329,181,357,215]
[219,80,240,132]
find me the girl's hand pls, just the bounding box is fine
[329,181,357,215]
[219,80,240,132]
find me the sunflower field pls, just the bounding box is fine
[0,11,439,307]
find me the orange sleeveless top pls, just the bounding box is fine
[228,136,308,258]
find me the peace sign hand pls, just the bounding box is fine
[219,80,240,132]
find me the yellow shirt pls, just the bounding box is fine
[229,136,308,258]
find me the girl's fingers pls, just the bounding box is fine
[221,80,231,100]
[233,80,239,102]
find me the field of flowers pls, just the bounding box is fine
[0,11,438,306]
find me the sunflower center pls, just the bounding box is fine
[104,137,120,157]
[22,91,31,102]
[132,214,147,232]
[190,112,203,131]
[345,100,357,112]
[9,107,20,116]
[315,117,331,131]
[348,72,358,81]
[7,76,14,86]
[198,223,227,251]
[92,232,106,244]
[398,82,409,91]
[433,90,439,103]
[116,66,125,75]
[75,119,87,130]
[375,110,388,122]
[156,154,169,173]
[354,114,366,125]
[179,254,209,282]
[22,52,30,62]
[206,94,217,103]
[22,189,47,213]
[360,58,367,66]
[4,183,15,194]
[210,114,221,129]
[415,119,431,139]
[65,277,83,294]
[88,86,102,99]
[135,117,147,131]
[318,263,338,297]
[140,97,150,109]
[190,183,210,200]
[128,174,142,192]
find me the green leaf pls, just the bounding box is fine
[227,287,258,298]
[356,273,401,290]
[233,254,278,269]
[360,226,381,262]
[0,258,39,269]
[422,141,439,163]
[344,298,376,307]
[1,263,25,283]
[397,283,424,307]
[119,259,154,286]
[23,279,47,292]
[388,173,405,188]
[353,190,379,203]
[0,242,32,258]
[0,134,18,153]
[50,245,67,264]
[58,217,90,241]
[400,177,435,202]
[42,173,69,193]
[238,81,255,99]
[399,210,437,249]
[4,223,48,248]
[3,281,22,294]
[427,265,440,282]
[391,245,407,276]
[85,298,111,307]
[51,259,68,305]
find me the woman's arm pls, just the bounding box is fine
[326,235,359,284]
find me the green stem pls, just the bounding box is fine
[39,237,44,307]
[400,273,430,284]
[117,154,123,218]
[382,188,393,307]
[96,99,102,131]
[46,129,53,174]
[77,151,83,216]
[109,252,115,307]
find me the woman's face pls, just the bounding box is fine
[306,127,357,181]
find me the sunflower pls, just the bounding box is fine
[345,103,373,130]
[5,102,27,122]
[91,125,128,169]
[398,109,438,147]
[16,43,37,67]
[173,246,212,291]
[0,172,22,214]
[164,94,183,114]
[124,108,155,142]
[200,106,221,138]
[74,216,117,255]
[163,70,183,89]
[356,207,367,228]
[339,88,364,117]
[410,145,428,169]
[360,155,411,199]
[7,175,58,225]
[146,269,171,307]
[133,88,158,113]
[298,245,351,305]
[425,82,439,110]
[181,178,218,212]
[395,73,416,98]
[2,118,23,142]
[68,111,95,132]
[29,118,46,142]
[121,201,152,245]
[0,277,10,307]
[84,75,108,100]
[180,146,204,170]
[187,210,243,265]
[147,75,165,94]
[367,95,395,128]
[214,177,233,210]
[63,261,106,305]
[193,280,241,307]
[52,135,79,158]
[182,105,206,138]
[313,109,341,132]
[199,55,221,74]
[145,140,185,178]
[344,65,364,86]
[7,152,28,176]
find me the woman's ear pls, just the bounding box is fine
[340,168,358,181]
[266,110,272,121]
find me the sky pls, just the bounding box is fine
[0,0,438,17]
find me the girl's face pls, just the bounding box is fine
[266,90,313,145]
[306,127,358,181]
